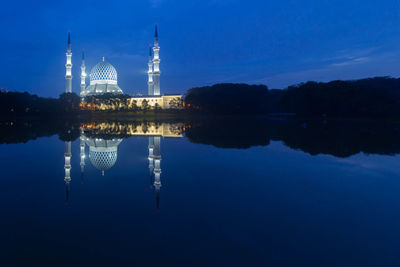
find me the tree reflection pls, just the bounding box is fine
[1,118,400,158]
[185,118,400,157]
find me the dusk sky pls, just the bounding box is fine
[1,0,400,97]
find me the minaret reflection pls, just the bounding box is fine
[67,122,183,209]
[80,130,86,184]
[153,136,162,212]
[64,141,72,206]
[148,137,155,188]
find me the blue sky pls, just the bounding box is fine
[1,0,400,96]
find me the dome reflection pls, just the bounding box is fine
[63,122,183,210]
[85,138,122,175]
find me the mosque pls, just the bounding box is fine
[62,25,183,209]
[64,25,182,109]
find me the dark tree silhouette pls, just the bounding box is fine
[142,99,149,110]
[184,83,269,114]
[277,77,400,117]
[59,92,81,113]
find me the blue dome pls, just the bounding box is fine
[90,60,117,82]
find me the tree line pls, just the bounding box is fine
[0,91,183,117]
[184,77,400,117]
[0,92,81,117]
[3,76,400,118]
[82,93,181,111]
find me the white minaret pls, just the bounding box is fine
[65,31,72,93]
[64,141,72,205]
[80,50,86,96]
[152,24,161,95]
[153,136,161,211]
[147,45,154,95]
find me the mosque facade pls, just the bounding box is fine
[64,25,182,109]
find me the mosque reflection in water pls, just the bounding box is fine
[63,122,183,210]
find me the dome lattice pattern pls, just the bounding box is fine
[89,150,117,171]
[90,61,117,82]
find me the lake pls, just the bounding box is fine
[1,118,400,266]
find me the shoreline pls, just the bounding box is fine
[2,111,400,122]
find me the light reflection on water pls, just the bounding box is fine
[63,122,184,209]
[1,119,400,266]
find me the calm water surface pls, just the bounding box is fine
[1,119,400,266]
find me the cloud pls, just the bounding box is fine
[322,47,379,67]
[251,47,400,88]
[330,57,370,67]
[322,47,379,62]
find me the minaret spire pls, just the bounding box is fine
[156,189,160,212]
[147,44,154,95]
[152,24,161,95]
[67,31,71,52]
[65,31,72,93]
[80,50,86,96]
[149,44,153,58]
[155,23,158,45]
[65,182,70,206]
